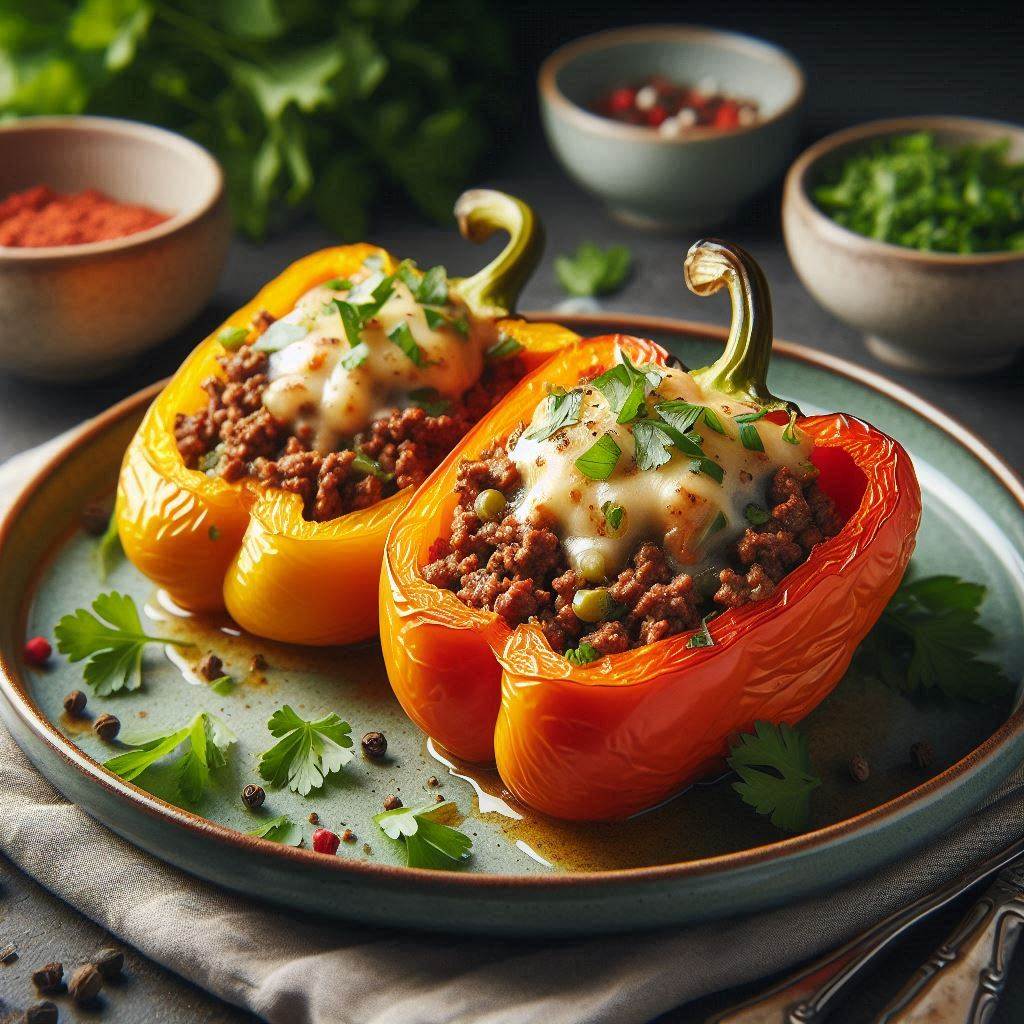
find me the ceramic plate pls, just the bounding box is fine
[2,314,1022,937]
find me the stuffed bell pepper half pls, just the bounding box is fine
[117,190,576,645]
[380,239,922,821]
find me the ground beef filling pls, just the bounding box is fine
[422,448,843,656]
[174,318,523,522]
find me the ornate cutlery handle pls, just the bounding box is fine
[875,863,1024,1023]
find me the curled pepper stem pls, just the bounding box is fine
[452,189,544,318]
[685,239,795,413]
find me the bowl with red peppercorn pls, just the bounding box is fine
[0,115,230,381]
[539,25,804,229]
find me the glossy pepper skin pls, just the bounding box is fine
[380,240,922,821]
[116,190,577,646]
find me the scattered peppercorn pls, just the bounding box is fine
[362,843,372,855]
[361,731,387,760]
[80,501,111,536]
[68,962,103,1004]
[0,942,18,962]
[250,653,267,672]
[426,776,439,788]
[23,637,51,667]
[341,828,356,843]
[93,713,120,742]
[312,828,340,855]
[91,947,124,980]
[382,795,402,811]
[25,1001,58,1024]
[197,652,223,682]
[241,784,265,810]
[31,962,64,993]
[848,755,870,783]
[63,690,87,717]
[434,793,445,803]
[910,741,934,770]
[308,812,319,825]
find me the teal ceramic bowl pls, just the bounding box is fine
[539,25,804,230]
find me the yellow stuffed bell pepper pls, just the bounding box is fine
[116,190,576,645]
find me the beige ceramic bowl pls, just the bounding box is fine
[783,116,1024,376]
[0,116,230,381]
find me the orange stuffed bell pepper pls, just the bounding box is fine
[380,239,921,820]
[116,189,577,645]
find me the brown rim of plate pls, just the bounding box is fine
[0,115,224,264]
[537,24,806,146]
[784,115,1024,267]
[1,312,1022,891]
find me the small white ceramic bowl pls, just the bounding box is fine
[0,116,230,381]
[783,116,1024,376]
[539,25,804,230]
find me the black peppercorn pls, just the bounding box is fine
[241,784,265,810]
[93,713,120,742]
[31,961,64,993]
[426,775,439,788]
[25,1001,59,1024]
[91,947,124,980]
[910,741,934,770]
[361,731,387,760]
[382,794,402,811]
[848,755,870,783]
[68,962,103,1004]
[63,690,87,717]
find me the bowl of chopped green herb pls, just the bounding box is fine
[783,116,1024,375]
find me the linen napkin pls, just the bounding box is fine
[1,430,1022,1024]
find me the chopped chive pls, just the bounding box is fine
[575,432,621,481]
[738,422,765,452]
[217,326,250,351]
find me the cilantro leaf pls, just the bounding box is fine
[592,356,662,424]
[374,801,472,869]
[54,592,192,695]
[524,388,582,441]
[856,575,1014,703]
[728,721,821,832]
[104,712,234,804]
[247,814,301,845]
[96,509,123,581]
[486,335,524,360]
[632,418,676,472]
[654,400,704,435]
[388,321,429,367]
[258,704,354,796]
[554,243,632,297]
[575,432,621,481]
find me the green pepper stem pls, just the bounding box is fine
[685,239,792,412]
[452,189,544,317]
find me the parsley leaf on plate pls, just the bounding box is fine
[856,575,1013,702]
[728,721,821,832]
[374,801,472,869]
[257,705,354,796]
[96,510,123,581]
[524,388,582,442]
[104,711,235,804]
[554,243,632,297]
[54,592,193,695]
[247,814,301,845]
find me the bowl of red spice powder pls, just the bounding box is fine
[0,116,229,380]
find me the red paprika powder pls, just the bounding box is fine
[0,185,170,247]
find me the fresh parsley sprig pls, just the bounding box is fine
[728,721,821,832]
[247,814,301,845]
[554,243,632,297]
[104,711,236,805]
[524,388,583,442]
[257,705,354,796]
[592,355,662,425]
[857,575,1014,703]
[374,801,472,870]
[54,592,194,695]
[575,433,621,481]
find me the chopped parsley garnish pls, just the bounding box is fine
[738,422,765,452]
[340,341,369,370]
[96,510,123,581]
[409,388,450,416]
[575,432,621,480]
[210,675,236,696]
[328,298,364,347]
[486,334,524,360]
[208,525,221,541]
[728,721,821,832]
[602,500,625,532]
[631,419,675,472]
[702,408,726,434]
[257,705,355,796]
[654,400,704,435]
[782,411,801,445]
[685,614,716,649]
[744,503,771,526]
[554,242,632,297]
[734,410,769,423]
[856,574,1014,703]
[253,320,308,353]
[351,452,394,482]
[246,814,300,845]
[388,321,430,367]
[104,711,235,804]
[423,308,448,331]
[375,801,472,869]
[324,277,352,291]
[565,642,600,666]
[701,511,728,542]
[524,388,583,441]
[55,592,193,695]
[689,457,725,485]
[592,356,662,424]
[217,326,250,351]
[415,265,449,306]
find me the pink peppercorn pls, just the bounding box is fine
[608,87,635,114]
[312,828,340,855]
[24,636,51,666]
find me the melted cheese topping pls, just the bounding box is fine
[261,277,498,451]
[509,364,813,576]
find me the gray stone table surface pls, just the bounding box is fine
[1,147,1023,1022]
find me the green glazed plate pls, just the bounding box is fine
[1,313,1022,936]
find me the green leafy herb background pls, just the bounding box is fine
[0,0,512,238]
